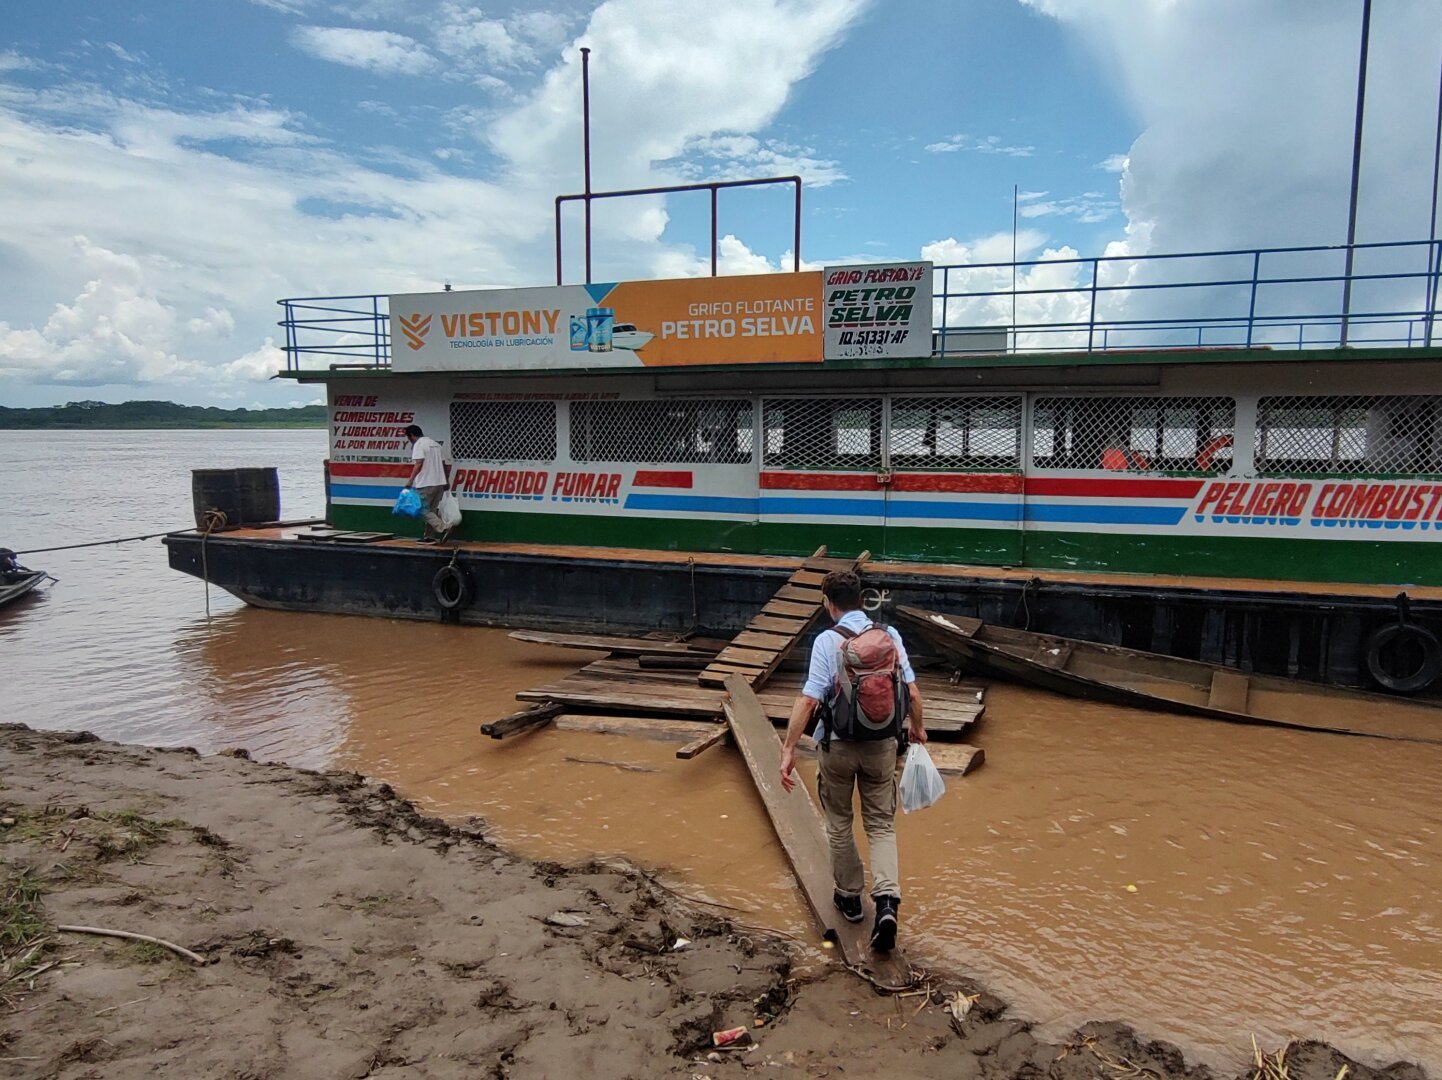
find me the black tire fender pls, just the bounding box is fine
[1365,621,1442,694]
[432,563,473,612]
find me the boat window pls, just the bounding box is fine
[1256,395,1442,477]
[889,396,1022,471]
[570,399,754,464]
[449,400,557,461]
[762,398,883,471]
[1031,396,1235,473]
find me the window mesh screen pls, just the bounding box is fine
[889,395,1022,470]
[570,399,753,464]
[449,400,557,461]
[1031,396,1235,473]
[762,397,883,470]
[1256,395,1442,476]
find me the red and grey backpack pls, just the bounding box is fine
[821,623,909,744]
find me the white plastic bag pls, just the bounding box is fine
[438,491,463,530]
[899,744,946,814]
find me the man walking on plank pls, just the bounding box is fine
[778,570,926,952]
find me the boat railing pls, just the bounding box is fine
[278,294,391,371]
[277,237,1442,371]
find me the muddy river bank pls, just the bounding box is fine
[0,723,1425,1080]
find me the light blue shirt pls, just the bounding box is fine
[801,609,916,704]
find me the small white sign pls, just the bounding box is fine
[822,262,933,360]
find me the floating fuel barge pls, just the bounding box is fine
[165,240,1442,693]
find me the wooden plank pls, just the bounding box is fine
[775,585,824,603]
[698,664,764,688]
[534,674,726,701]
[481,702,562,739]
[714,646,781,668]
[518,677,979,733]
[553,714,718,741]
[802,557,864,573]
[722,675,913,990]
[509,630,715,656]
[636,654,711,671]
[750,615,811,635]
[676,728,730,759]
[789,570,827,587]
[1208,669,1250,713]
[762,600,821,619]
[732,630,794,651]
[921,743,985,776]
[517,687,724,718]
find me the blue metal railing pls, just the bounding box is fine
[278,238,1442,371]
[278,294,390,371]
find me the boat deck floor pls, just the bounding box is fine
[177,524,1442,604]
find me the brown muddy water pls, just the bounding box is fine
[4,430,1441,1074]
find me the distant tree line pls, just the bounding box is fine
[0,400,327,429]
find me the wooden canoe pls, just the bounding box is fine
[0,570,48,611]
[896,605,1442,746]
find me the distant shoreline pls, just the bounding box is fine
[4,422,326,430]
[0,401,327,430]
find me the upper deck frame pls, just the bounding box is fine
[277,237,1442,376]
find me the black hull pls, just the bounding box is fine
[162,532,1442,691]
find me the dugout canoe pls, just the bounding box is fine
[895,605,1442,745]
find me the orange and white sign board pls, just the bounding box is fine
[390,271,824,372]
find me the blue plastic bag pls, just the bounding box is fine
[392,487,424,519]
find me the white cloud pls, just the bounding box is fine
[105,43,143,65]
[244,0,313,12]
[0,52,40,73]
[290,26,437,75]
[492,0,867,187]
[664,133,846,188]
[1018,191,1117,224]
[649,233,819,280]
[1097,153,1128,173]
[1022,0,1441,345]
[923,230,1089,347]
[0,237,202,385]
[225,340,287,382]
[435,4,534,68]
[0,0,869,401]
[925,133,1034,157]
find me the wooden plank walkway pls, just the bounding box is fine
[697,546,870,690]
[722,674,915,991]
[515,657,985,735]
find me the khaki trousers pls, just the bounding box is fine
[417,485,447,539]
[816,738,900,899]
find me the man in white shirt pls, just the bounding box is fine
[778,570,925,952]
[404,424,452,544]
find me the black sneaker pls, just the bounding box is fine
[417,537,438,545]
[871,895,899,952]
[833,891,863,924]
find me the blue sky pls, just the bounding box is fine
[1,0,1438,407]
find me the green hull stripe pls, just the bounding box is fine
[330,504,1442,585]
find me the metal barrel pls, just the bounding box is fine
[191,467,280,530]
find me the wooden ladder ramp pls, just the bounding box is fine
[698,546,870,690]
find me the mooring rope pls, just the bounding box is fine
[13,530,187,556]
[198,510,228,622]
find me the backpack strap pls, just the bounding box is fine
[832,625,859,641]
